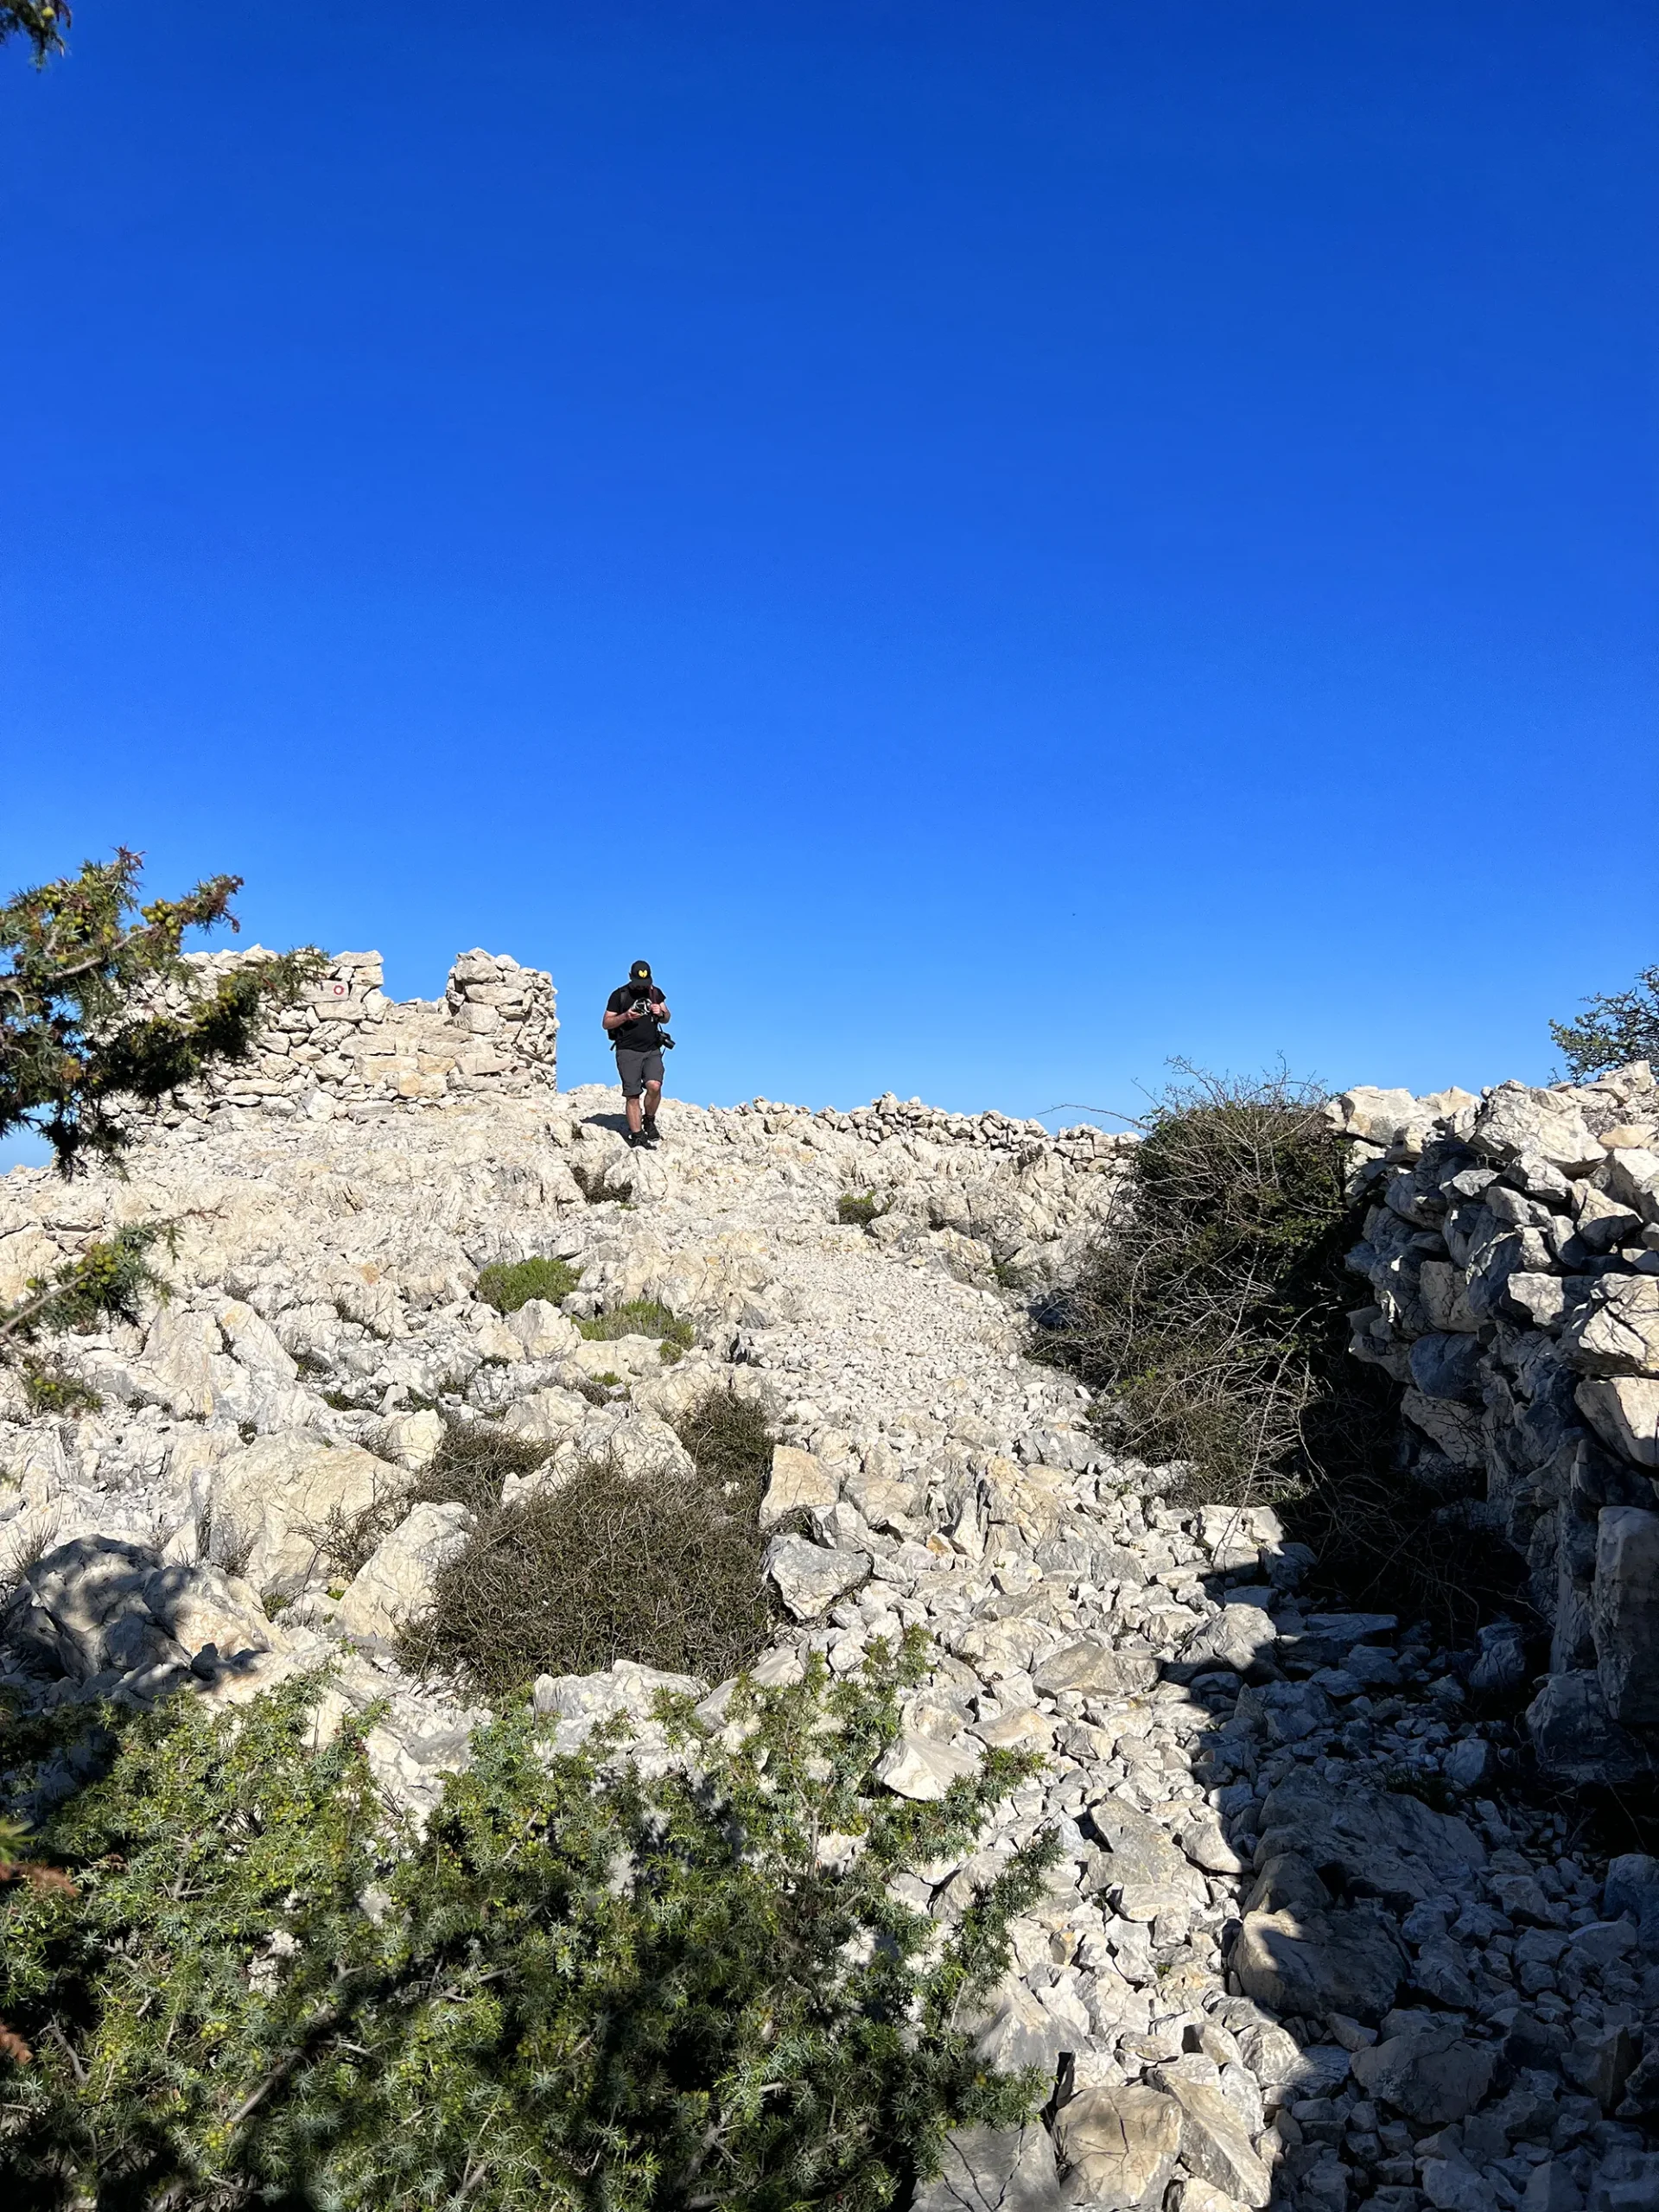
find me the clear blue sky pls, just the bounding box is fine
[3,2,1656,1166]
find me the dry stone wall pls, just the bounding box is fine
[1332,1064,1659,1788]
[141,945,558,1129]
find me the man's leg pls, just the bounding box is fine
[618,1050,645,1138]
[642,1080,662,1140]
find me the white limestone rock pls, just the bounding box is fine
[1053,2084,1183,2212]
[760,1444,841,1529]
[335,1502,474,1641]
[208,1433,408,1598]
[763,1534,868,1620]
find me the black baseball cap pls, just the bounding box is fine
[629,960,652,984]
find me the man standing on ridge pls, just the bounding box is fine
[604,959,671,1148]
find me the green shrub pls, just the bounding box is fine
[19,1363,101,1416]
[399,1394,778,1696]
[836,1191,886,1229]
[577,1298,694,1351]
[0,1644,1053,2209]
[1041,1065,1385,1506]
[474,1255,582,1315]
[1550,962,1659,1080]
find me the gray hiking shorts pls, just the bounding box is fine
[614,1046,664,1099]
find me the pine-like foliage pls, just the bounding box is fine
[0,850,321,1402]
[0,849,321,1178]
[1550,963,1659,1081]
[0,3,68,67]
[0,1635,1054,2209]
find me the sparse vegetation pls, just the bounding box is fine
[1041,1065,1517,1626]
[1550,962,1659,1081]
[1040,1065,1391,1510]
[398,1390,777,1696]
[837,1191,887,1229]
[674,1386,774,1510]
[0,1640,1052,2208]
[577,1299,695,1352]
[18,1364,102,1416]
[474,1255,581,1315]
[405,1421,547,1521]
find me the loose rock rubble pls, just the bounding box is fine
[1,950,1656,2210]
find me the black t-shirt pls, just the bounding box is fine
[607,984,664,1052]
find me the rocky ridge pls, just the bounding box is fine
[0,955,1656,2211]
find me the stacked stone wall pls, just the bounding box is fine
[144,947,558,1128]
[734,1091,1132,1163]
[1332,1064,1659,1784]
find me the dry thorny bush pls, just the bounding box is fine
[1039,1065,1503,1625]
[397,1389,777,1695]
[1043,1064,1373,1500]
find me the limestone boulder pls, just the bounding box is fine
[1575,1376,1659,1469]
[499,1386,590,1450]
[1053,2084,1183,2212]
[1086,1796,1208,1924]
[1408,1332,1485,1402]
[1605,1147,1659,1224]
[1181,1602,1276,1674]
[1252,1774,1487,1905]
[0,1224,57,1307]
[4,1537,276,1690]
[569,1334,666,1383]
[1402,1388,1486,1468]
[143,1557,279,1669]
[912,2121,1067,2212]
[531,1658,701,1731]
[963,1974,1084,2075]
[1329,1088,1420,1146]
[1152,2069,1273,2208]
[506,1297,581,1359]
[335,1502,474,1641]
[1564,1279,1659,1379]
[1527,1669,1655,1787]
[1592,1507,1659,1726]
[209,1434,407,1597]
[378,1408,446,1470]
[134,1306,219,1419]
[7,1536,188,1683]
[1351,2024,1497,2125]
[1471,1084,1603,1176]
[1230,1903,1407,2025]
[217,1300,299,1387]
[844,1467,920,1533]
[1033,1639,1159,1696]
[874,1732,982,1801]
[760,1445,841,1529]
[763,1534,868,1620]
[546,1406,696,1484]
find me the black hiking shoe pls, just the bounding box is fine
[627,1129,647,1149]
[642,1119,661,1147]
